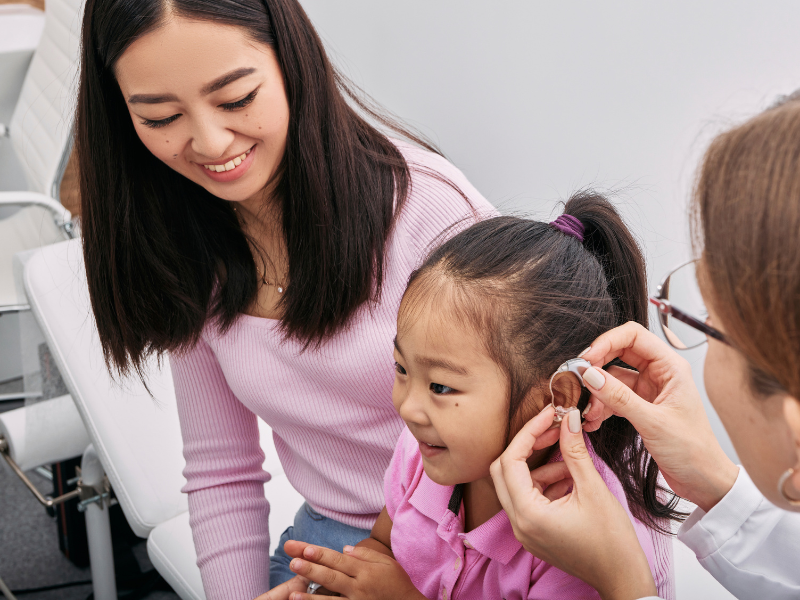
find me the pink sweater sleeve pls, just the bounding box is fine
[170,337,271,600]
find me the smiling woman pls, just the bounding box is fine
[75,1,495,599]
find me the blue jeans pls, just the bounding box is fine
[269,503,372,588]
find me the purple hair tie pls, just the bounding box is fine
[549,214,585,242]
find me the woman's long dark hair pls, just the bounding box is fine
[77,0,439,377]
[404,192,685,532]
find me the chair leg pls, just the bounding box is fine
[81,445,117,600]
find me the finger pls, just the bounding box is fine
[491,405,556,517]
[342,544,393,565]
[605,364,639,390]
[298,545,361,578]
[543,477,574,501]
[255,575,310,600]
[528,460,571,487]
[581,366,655,428]
[557,410,606,492]
[289,558,352,595]
[284,539,314,559]
[581,322,674,372]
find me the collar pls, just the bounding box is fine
[409,474,523,566]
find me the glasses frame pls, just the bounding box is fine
[649,259,729,349]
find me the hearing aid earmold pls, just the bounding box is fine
[548,358,592,423]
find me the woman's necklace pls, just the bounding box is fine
[260,269,286,294]
[233,205,287,294]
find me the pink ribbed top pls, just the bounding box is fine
[169,143,496,600]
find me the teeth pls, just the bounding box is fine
[204,149,250,172]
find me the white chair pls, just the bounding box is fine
[0,0,82,392]
[17,237,304,599]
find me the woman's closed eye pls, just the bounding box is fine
[430,382,455,395]
[221,87,259,111]
[394,361,407,376]
[140,88,260,129]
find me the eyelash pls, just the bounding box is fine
[140,88,260,129]
[430,383,455,395]
[394,362,407,376]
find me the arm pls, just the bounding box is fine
[678,467,800,600]
[354,507,394,559]
[170,338,272,600]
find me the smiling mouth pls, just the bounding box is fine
[201,147,253,173]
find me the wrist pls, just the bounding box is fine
[692,459,738,513]
[596,548,656,600]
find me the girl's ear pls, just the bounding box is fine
[550,372,583,412]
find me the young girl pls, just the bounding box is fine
[267,193,679,600]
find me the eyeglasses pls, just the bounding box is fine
[649,259,728,350]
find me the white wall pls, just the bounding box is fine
[302,0,800,463]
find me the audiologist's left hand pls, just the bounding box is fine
[490,405,656,600]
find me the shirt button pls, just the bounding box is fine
[463,539,473,549]
[454,557,461,570]
[442,588,448,600]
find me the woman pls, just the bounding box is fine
[76,1,493,598]
[491,94,800,599]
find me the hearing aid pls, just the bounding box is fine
[548,358,592,423]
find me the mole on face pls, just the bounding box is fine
[455,403,459,407]
[172,154,178,158]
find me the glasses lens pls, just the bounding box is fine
[659,262,708,350]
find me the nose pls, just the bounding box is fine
[396,384,431,428]
[189,116,235,160]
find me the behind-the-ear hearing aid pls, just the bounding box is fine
[548,358,592,423]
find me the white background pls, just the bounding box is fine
[302,0,800,464]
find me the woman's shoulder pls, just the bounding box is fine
[389,139,497,257]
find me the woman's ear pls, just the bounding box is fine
[550,372,583,412]
[782,396,800,501]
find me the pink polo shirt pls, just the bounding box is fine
[385,427,675,600]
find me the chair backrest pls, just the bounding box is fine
[9,0,83,196]
[24,238,188,538]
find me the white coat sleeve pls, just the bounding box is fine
[677,466,800,600]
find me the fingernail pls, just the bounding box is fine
[578,346,591,357]
[568,408,581,433]
[583,366,605,390]
[290,558,304,571]
[343,545,354,553]
[303,546,315,558]
[582,402,592,417]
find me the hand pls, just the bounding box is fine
[254,575,311,600]
[580,322,738,511]
[282,541,425,600]
[491,405,657,600]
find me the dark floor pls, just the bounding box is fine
[0,391,180,600]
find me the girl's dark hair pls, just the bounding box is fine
[405,192,684,532]
[77,0,439,377]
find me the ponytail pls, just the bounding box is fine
[564,191,649,328]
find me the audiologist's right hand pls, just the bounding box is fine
[580,322,738,512]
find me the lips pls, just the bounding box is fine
[418,439,447,459]
[197,144,256,183]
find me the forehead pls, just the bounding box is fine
[115,17,271,94]
[397,281,489,363]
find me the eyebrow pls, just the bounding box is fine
[393,337,470,376]
[127,67,257,105]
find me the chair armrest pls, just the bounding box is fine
[0,394,90,472]
[0,191,74,235]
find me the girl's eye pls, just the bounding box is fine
[394,362,407,376]
[141,114,181,129]
[430,383,455,395]
[221,88,258,111]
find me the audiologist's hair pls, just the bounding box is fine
[77,0,441,379]
[693,93,800,401]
